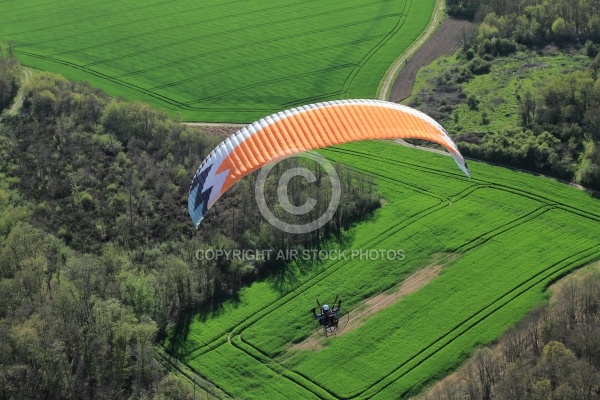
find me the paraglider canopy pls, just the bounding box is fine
[188,99,470,228]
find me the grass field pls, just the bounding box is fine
[0,0,435,122]
[164,141,600,399]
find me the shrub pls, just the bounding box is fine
[495,38,517,56]
[585,40,599,57]
[467,95,480,111]
[469,57,492,74]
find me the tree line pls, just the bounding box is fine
[419,270,600,400]
[448,0,600,46]
[0,44,20,113]
[0,67,380,398]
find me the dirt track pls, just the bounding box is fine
[389,18,474,102]
[279,254,460,357]
[1,68,32,118]
[185,122,243,137]
[283,264,445,354]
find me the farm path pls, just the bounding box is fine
[378,0,446,100]
[1,67,32,118]
[388,17,475,102]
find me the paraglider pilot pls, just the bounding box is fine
[312,296,342,327]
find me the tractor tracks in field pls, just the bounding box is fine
[327,146,600,222]
[41,0,247,54]
[152,128,599,398]
[338,0,410,99]
[9,0,178,38]
[174,163,512,397]
[16,0,392,117]
[393,139,600,199]
[14,0,426,117]
[178,177,484,399]
[154,347,234,399]
[201,147,600,399]
[181,182,473,361]
[353,244,600,399]
[243,203,594,399]
[310,148,600,398]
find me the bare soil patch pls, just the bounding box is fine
[184,123,244,137]
[282,254,459,355]
[390,18,474,102]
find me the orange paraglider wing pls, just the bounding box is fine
[189,99,469,228]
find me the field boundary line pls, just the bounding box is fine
[155,347,233,399]
[328,145,600,220]
[230,335,336,400]
[184,122,246,129]
[339,0,410,97]
[377,0,445,100]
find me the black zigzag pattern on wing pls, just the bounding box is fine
[190,163,213,193]
[196,186,213,216]
[191,164,214,216]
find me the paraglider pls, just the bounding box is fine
[188,99,470,228]
[312,296,347,336]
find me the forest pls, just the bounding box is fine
[411,0,600,188]
[0,53,380,398]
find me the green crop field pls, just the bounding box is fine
[0,0,435,122]
[164,141,600,399]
